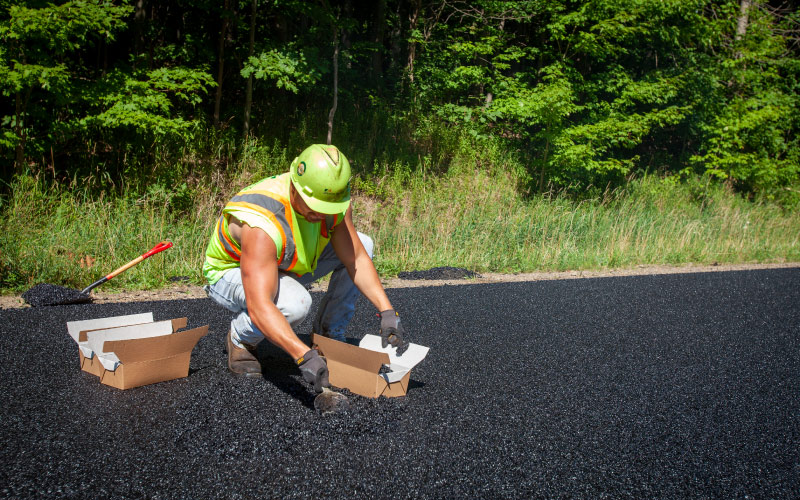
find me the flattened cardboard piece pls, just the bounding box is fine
[358,334,430,383]
[67,313,154,343]
[312,334,428,398]
[67,313,154,363]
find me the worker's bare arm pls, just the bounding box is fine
[331,206,392,313]
[238,221,309,360]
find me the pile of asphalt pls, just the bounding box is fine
[21,283,91,307]
[2,269,798,498]
[398,266,481,280]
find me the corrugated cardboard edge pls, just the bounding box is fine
[313,334,412,398]
[98,325,209,390]
[78,351,105,377]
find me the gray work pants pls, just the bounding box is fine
[205,232,374,348]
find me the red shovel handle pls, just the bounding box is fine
[82,241,174,294]
[105,241,173,280]
[143,241,173,259]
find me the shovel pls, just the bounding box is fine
[22,241,173,307]
[314,387,350,415]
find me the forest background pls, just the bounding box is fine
[1,0,798,293]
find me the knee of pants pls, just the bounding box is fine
[358,232,374,260]
[276,276,313,328]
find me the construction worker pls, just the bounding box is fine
[203,144,408,393]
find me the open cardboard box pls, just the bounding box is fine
[66,313,208,390]
[313,333,429,398]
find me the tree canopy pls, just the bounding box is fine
[1,0,798,198]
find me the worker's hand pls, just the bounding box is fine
[296,349,330,393]
[379,309,409,355]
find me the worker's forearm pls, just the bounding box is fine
[249,303,309,360]
[351,254,393,312]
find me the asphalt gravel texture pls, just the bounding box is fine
[21,283,91,307]
[2,268,799,498]
[398,266,481,280]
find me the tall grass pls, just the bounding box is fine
[1,138,798,293]
[0,175,208,291]
[355,148,800,275]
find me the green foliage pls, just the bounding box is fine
[78,67,214,137]
[0,0,132,173]
[687,4,800,197]
[242,47,321,93]
[0,0,797,206]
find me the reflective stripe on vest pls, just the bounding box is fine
[224,190,298,271]
[216,214,240,261]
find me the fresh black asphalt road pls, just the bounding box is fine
[2,268,799,498]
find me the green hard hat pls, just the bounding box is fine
[290,144,351,214]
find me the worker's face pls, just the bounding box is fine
[290,183,327,223]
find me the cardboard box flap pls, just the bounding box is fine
[85,320,176,356]
[103,325,209,364]
[96,352,121,371]
[67,313,154,343]
[313,334,389,374]
[170,317,188,331]
[358,334,430,383]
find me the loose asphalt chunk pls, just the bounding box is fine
[1,268,799,498]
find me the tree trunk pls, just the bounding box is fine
[327,30,340,146]
[734,0,751,59]
[214,0,230,128]
[406,0,421,85]
[243,0,257,139]
[736,0,751,41]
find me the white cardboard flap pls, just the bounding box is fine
[67,313,154,343]
[96,352,121,371]
[85,320,175,360]
[78,343,94,359]
[358,334,430,383]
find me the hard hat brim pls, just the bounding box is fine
[292,178,351,214]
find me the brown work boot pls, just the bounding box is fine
[225,330,261,377]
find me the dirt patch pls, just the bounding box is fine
[2,262,798,310]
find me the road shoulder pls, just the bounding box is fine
[2,262,798,309]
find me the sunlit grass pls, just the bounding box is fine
[1,141,798,293]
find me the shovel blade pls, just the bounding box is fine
[314,387,350,415]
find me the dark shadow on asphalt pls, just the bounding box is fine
[254,334,317,410]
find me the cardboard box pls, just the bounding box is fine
[66,314,208,390]
[312,333,429,398]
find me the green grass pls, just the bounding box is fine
[356,163,800,276]
[0,175,208,292]
[1,145,798,294]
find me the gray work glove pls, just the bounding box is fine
[379,309,409,355]
[296,349,330,393]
